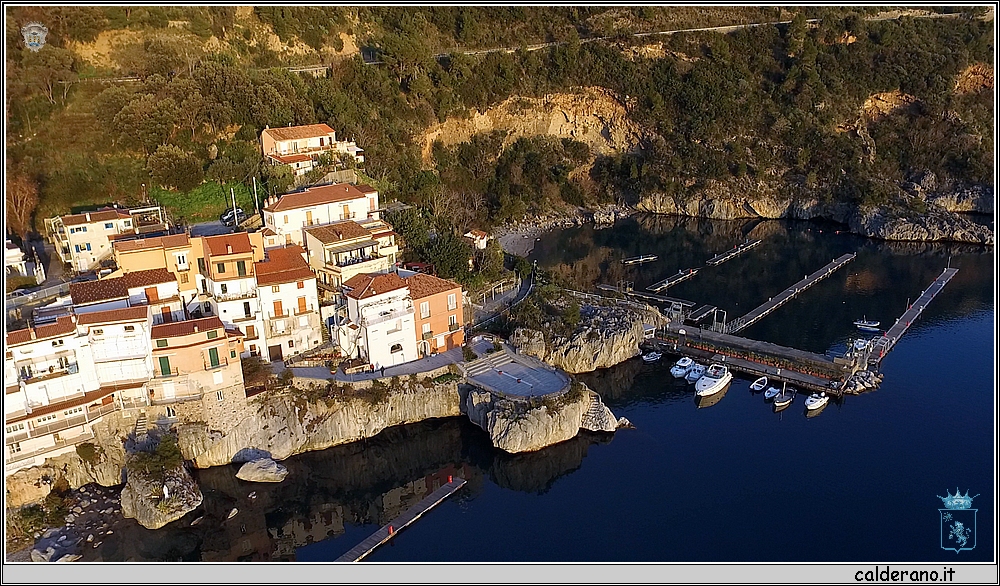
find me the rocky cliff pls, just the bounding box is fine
[120,464,203,530]
[462,384,625,453]
[511,303,668,374]
[178,380,462,468]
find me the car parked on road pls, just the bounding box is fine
[220,207,247,226]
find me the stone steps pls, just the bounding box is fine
[134,413,148,437]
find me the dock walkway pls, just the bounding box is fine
[335,478,467,562]
[706,239,761,266]
[869,268,959,364]
[727,253,856,334]
[648,268,699,293]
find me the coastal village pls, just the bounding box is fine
[3,6,993,566]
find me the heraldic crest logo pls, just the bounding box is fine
[937,488,978,553]
[21,22,48,52]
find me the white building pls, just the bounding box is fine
[254,245,323,361]
[260,123,364,178]
[5,240,45,284]
[261,183,380,249]
[336,272,417,368]
[69,268,183,324]
[45,206,169,273]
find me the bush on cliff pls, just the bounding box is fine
[129,434,184,482]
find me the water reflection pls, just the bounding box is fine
[694,383,730,409]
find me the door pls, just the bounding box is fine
[145,287,159,303]
[158,356,172,377]
[305,210,313,226]
[342,204,350,220]
[273,300,283,317]
[160,306,172,323]
[297,296,307,314]
[268,345,283,362]
[208,347,220,368]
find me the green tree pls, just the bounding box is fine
[114,95,178,154]
[147,145,204,191]
[423,231,473,279]
[22,45,76,104]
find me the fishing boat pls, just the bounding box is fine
[669,357,695,378]
[763,386,781,400]
[750,376,768,392]
[641,351,662,363]
[773,385,796,408]
[854,317,881,332]
[695,363,733,396]
[685,363,707,383]
[804,392,830,411]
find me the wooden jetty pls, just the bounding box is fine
[648,268,699,293]
[726,253,856,334]
[869,267,959,364]
[622,254,658,265]
[334,478,466,562]
[706,239,761,266]
[596,284,697,308]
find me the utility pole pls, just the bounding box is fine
[252,177,259,215]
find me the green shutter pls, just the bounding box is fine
[237,260,246,276]
[158,356,171,376]
[209,347,220,367]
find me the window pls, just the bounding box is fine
[85,243,91,251]
[81,226,88,232]
[420,301,430,319]
[272,286,280,293]
[422,323,431,335]
[179,272,189,284]
[297,281,304,289]
[158,356,172,376]
[220,284,228,294]
[390,343,403,353]
[175,253,188,269]
[203,301,211,312]
[64,406,84,417]
[197,258,206,272]
[208,347,220,367]
[216,390,224,402]
[36,414,57,424]
[231,350,237,358]
[245,325,256,338]
[249,344,257,354]
[217,262,226,274]
[93,329,104,336]
[52,339,64,347]
[288,340,294,348]
[105,222,114,229]
[6,423,25,434]
[74,245,81,253]
[123,220,131,227]
[165,406,176,418]
[124,325,135,333]
[449,314,457,326]
[156,339,168,347]
[243,301,251,317]
[9,443,21,455]
[283,215,289,225]
[207,330,218,340]
[237,260,246,277]
[448,293,457,310]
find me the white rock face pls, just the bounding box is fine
[236,458,288,483]
[180,382,462,468]
[464,385,623,453]
[120,464,203,530]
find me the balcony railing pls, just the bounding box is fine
[154,368,179,378]
[20,363,79,384]
[338,212,357,220]
[10,402,118,442]
[6,431,96,466]
[361,305,414,328]
[216,289,257,302]
[422,331,434,340]
[449,322,461,332]
[334,255,380,268]
[204,358,229,371]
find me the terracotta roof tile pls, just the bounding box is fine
[75,306,149,325]
[6,316,77,346]
[61,208,129,226]
[354,184,378,195]
[151,316,225,339]
[204,233,253,257]
[70,278,128,305]
[254,245,315,286]
[263,123,335,142]
[122,268,175,289]
[304,221,372,244]
[264,183,370,213]
[343,273,408,300]
[405,273,461,299]
[114,233,189,253]
[272,153,312,164]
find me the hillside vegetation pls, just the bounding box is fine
[5,6,993,244]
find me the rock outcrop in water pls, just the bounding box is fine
[511,304,668,374]
[120,464,202,530]
[462,384,625,453]
[235,458,288,483]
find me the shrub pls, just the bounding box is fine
[462,345,477,361]
[75,442,103,465]
[130,434,183,480]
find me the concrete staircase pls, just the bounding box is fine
[134,412,148,437]
[464,351,514,377]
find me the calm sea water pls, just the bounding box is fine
[93,217,994,562]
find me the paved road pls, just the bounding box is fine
[189,221,234,237]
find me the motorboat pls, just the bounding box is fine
[773,386,796,408]
[750,376,768,392]
[695,363,733,396]
[685,363,707,383]
[670,356,694,378]
[854,317,881,332]
[763,386,781,400]
[641,351,662,363]
[695,383,729,409]
[804,392,830,410]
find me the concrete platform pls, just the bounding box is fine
[461,337,569,398]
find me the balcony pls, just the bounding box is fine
[422,331,434,340]
[204,358,229,371]
[150,385,204,406]
[154,367,180,378]
[6,430,96,466]
[334,254,380,269]
[338,212,357,220]
[449,322,461,332]
[361,305,414,328]
[20,363,79,384]
[216,289,257,302]
[6,402,118,447]
[265,312,319,338]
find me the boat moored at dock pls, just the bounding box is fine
[670,356,694,377]
[685,363,707,383]
[695,363,733,396]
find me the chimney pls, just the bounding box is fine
[29,329,36,340]
[227,244,232,254]
[85,213,91,222]
[194,325,199,332]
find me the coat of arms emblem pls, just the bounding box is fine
[938,488,978,553]
[21,22,48,52]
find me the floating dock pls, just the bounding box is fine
[648,268,699,293]
[706,239,761,266]
[622,254,658,265]
[869,267,959,364]
[596,284,697,308]
[334,478,466,562]
[726,253,856,334]
[686,304,718,324]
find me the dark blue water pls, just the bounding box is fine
[98,217,994,562]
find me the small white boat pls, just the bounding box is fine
[750,376,768,392]
[804,392,830,410]
[685,363,707,383]
[227,508,239,519]
[669,356,694,378]
[695,363,733,396]
[773,386,796,408]
[854,317,880,332]
[763,386,781,400]
[641,351,662,363]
